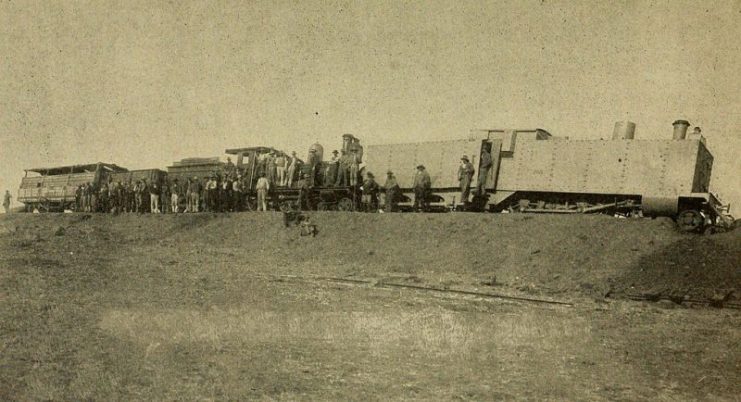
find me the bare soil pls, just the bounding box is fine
[0,212,739,400]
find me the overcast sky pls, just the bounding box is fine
[1,0,739,208]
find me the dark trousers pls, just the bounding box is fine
[232,191,242,211]
[385,191,397,213]
[460,177,472,204]
[413,187,428,211]
[477,167,490,194]
[335,166,349,187]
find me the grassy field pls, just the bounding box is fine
[1,213,739,400]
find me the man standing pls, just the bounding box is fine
[99,183,109,213]
[232,175,243,211]
[149,181,161,213]
[306,148,320,187]
[298,172,313,211]
[287,151,301,188]
[335,150,349,187]
[266,152,277,186]
[171,179,180,213]
[477,145,493,195]
[256,173,270,211]
[185,178,192,212]
[3,190,11,213]
[125,181,134,212]
[160,181,170,214]
[413,165,431,212]
[361,172,379,212]
[349,149,360,187]
[224,157,236,178]
[221,176,232,212]
[75,185,83,211]
[133,180,143,213]
[324,150,339,187]
[92,183,99,212]
[458,155,475,207]
[275,153,287,186]
[190,176,202,212]
[205,176,217,212]
[85,182,93,212]
[383,171,400,213]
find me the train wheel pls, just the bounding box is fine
[677,209,704,232]
[337,197,353,212]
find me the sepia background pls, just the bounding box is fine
[1,0,739,210]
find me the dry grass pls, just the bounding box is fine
[1,212,739,401]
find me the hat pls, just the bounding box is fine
[416,165,425,170]
[387,170,393,175]
[461,155,469,161]
[367,172,374,178]
[332,150,339,154]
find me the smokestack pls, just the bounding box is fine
[672,120,690,140]
[612,121,636,140]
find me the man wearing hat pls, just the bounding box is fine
[190,176,202,213]
[412,165,431,212]
[335,149,350,187]
[458,155,475,207]
[324,150,340,187]
[171,178,180,213]
[286,151,298,188]
[349,149,360,187]
[255,173,270,211]
[275,152,287,186]
[361,172,380,212]
[383,171,400,213]
[232,175,243,211]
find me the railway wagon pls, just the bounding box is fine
[17,163,127,212]
[225,144,359,211]
[109,169,167,186]
[363,120,732,231]
[166,157,225,184]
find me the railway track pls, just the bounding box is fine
[257,273,741,310]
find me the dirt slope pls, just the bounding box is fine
[2,211,737,304]
[1,212,739,400]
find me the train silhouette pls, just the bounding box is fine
[17,120,733,232]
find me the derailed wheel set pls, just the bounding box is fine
[16,120,734,232]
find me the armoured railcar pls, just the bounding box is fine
[364,120,732,231]
[17,163,127,212]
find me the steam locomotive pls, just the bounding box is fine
[17,120,733,232]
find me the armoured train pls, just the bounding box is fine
[364,119,733,232]
[16,120,733,232]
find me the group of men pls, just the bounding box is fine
[74,180,170,214]
[318,148,361,187]
[25,144,493,214]
[251,152,302,188]
[71,174,251,214]
[379,145,493,212]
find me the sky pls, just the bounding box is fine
[1,0,739,210]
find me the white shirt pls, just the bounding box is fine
[256,177,270,191]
